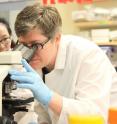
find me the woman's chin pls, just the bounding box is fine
[29,61,42,70]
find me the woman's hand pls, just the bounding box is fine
[9,59,53,106]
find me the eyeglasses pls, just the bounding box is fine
[0,37,11,44]
[18,38,50,50]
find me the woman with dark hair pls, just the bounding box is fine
[0,18,15,52]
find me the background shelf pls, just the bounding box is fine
[96,41,117,46]
[75,21,117,29]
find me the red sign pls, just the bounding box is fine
[42,0,93,4]
[76,0,93,4]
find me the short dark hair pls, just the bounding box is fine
[15,4,62,39]
[0,18,12,36]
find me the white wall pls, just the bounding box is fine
[54,3,79,34]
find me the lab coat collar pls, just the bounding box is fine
[54,35,67,70]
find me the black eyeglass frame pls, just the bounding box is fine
[17,37,51,50]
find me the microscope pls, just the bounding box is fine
[0,44,37,124]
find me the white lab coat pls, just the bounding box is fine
[34,35,116,124]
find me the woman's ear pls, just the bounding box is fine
[55,33,61,45]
